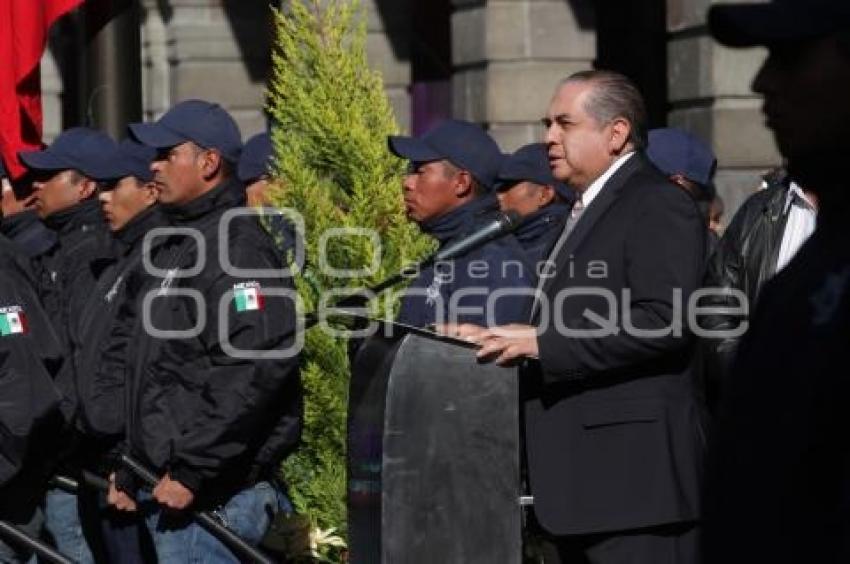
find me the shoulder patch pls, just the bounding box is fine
[0,305,28,336]
[233,282,264,312]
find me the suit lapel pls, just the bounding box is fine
[539,154,644,298]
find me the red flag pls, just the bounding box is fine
[0,0,83,180]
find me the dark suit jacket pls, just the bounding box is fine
[525,153,709,536]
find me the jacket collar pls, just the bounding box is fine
[43,198,104,235]
[114,206,168,255]
[561,152,644,254]
[539,152,646,298]
[420,194,500,245]
[515,202,569,247]
[161,177,245,225]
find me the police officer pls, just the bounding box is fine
[0,159,56,260]
[389,119,534,327]
[494,143,572,271]
[110,100,302,563]
[68,139,166,564]
[238,131,298,262]
[19,127,118,563]
[0,227,64,563]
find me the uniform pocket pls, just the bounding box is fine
[581,399,663,429]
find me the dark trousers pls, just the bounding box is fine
[542,522,699,564]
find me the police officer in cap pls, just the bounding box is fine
[67,139,166,563]
[389,119,533,327]
[110,100,302,563]
[19,127,118,562]
[0,218,64,562]
[495,143,572,272]
[0,158,56,260]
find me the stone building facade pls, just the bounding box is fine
[41,0,780,217]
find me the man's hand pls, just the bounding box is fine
[437,323,539,366]
[152,473,194,510]
[1,178,34,218]
[107,473,137,512]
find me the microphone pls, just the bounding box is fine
[432,210,522,263]
[326,210,522,313]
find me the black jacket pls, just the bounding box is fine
[513,202,569,273]
[526,154,708,535]
[120,178,302,504]
[32,199,114,421]
[703,203,850,564]
[0,234,64,488]
[397,196,534,328]
[72,207,169,441]
[701,179,791,405]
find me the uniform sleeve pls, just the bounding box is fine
[169,241,301,493]
[0,316,63,486]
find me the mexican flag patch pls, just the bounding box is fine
[234,282,264,312]
[0,306,28,336]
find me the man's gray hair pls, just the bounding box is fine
[559,70,648,149]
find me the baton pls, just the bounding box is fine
[51,471,111,495]
[120,454,275,564]
[0,520,74,564]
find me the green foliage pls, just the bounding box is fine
[267,0,432,553]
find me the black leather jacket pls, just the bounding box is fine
[117,178,302,505]
[701,178,791,405]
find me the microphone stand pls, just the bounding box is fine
[309,209,523,326]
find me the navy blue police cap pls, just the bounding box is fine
[496,143,574,201]
[129,99,243,163]
[18,127,118,179]
[238,132,272,183]
[388,119,504,190]
[93,139,157,184]
[646,128,717,189]
[709,0,850,48]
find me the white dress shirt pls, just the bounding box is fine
[579,151,635,210]
[776,182,817,273]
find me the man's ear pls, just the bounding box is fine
[199,149,224,181]
[453,170,474,198]
[608,117,632,154]
[142,181,161,205]
[538,184,557,207]
[79,177,98,200]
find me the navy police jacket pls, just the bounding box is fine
[72,206,169,442]
[513,202,569,275]
[0,233,63,488]
[117,178,302,504]
[397,196,534,328]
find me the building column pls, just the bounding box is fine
[451,0,595,151]
[140,0,271,137]
[666,0,781,216]
[365,0,412,133]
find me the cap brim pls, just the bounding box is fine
[388,136,443,162]
[129,122,188,150]
[709,4,829,47]
[18,150,75,172]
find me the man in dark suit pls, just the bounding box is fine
[447,70,707,563]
